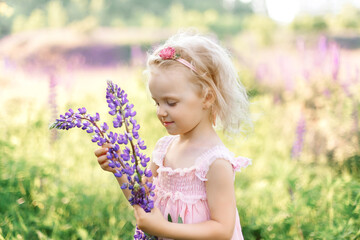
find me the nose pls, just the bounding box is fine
[157,104,167,118]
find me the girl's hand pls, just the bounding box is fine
[134,205,168,236]
[94,143,119,173]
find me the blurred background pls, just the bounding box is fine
[0,0,359,239]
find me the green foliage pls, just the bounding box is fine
[3,0,360,40]
[1,0,252,38]
[328,4,360,32]
[0,82,136,239]
[0,68,359,239]
[291,15,328,33]
[0,2,13,36]
[10,0,69,32]
[242,14,278,46]
[47,0,68,28]
[291,4,360,34]
[167,214,183,224]
[231,94,360,239]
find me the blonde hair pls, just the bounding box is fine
[146,30,253,135]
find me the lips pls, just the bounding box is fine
[163,121,174,126]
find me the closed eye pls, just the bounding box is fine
[167,101,177,107]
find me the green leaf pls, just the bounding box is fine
[144,232,158,239]
[167,213,173,222]
[177,216,183,224]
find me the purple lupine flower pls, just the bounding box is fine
[316,35,327,67]
[291,113,306,159]
[50,80,157,240]
[255,63,268,83]
[331,43,340,82]
[296,38,305,56]
[302,69,310,82]
[323,88,331,98]
[279,56,294,92]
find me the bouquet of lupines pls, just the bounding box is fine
[50,80,157,240]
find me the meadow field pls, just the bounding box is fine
[1,32,360,240]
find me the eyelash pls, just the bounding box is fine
[153,101,177,107]
[167,101,177,106]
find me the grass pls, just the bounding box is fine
[0,66,359,240]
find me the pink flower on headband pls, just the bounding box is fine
[159,47,177,60]
[158,46,198,73]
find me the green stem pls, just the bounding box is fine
[119,107,142,182]
[109,88,142,183]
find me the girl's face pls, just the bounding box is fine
[148,65,210,136]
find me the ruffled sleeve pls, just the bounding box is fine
[195,146,252,181]
[151,135,174,167]
[231,156,252,172]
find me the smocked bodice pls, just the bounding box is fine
[151,135,251,240]
[154,166,207,204]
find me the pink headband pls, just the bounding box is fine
[158,47,197,73]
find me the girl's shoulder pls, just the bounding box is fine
[195,145,252,181]
[153,135,175,153]
[151,135,175,166]
[151,135,252,180]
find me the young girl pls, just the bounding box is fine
[95,30,252,240]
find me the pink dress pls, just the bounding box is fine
[152,135,251,240]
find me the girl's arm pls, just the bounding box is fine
[134,158,236,240]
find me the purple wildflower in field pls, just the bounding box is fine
[279,57,294,92]
[317,35,327,67]
[255,63,268,83]
[50,80,157,240]
[3,57,17,72]
[331,43,340,81]
[291,113,306,159]
[323,88,331,98]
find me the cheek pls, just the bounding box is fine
[181,101,204,119]
[189,96,204,111]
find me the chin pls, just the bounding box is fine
[165,129,179,135]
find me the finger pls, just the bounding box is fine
[133,205,142,219]
[134,207,139,220]
[134,205,146,214]
[100,161,110,170]
[116,148,122,155]
[94,147,109,157]
[101,162,116,173]
[102,143,113,148]
[97,155,109,165]
[133,205,140,213]
[153,207,162,216]
[108,143,121,155]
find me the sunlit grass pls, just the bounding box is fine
[0,66,359,239]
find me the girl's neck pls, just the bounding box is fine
[178,122,221,148]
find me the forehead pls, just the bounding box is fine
[148,65,198,97]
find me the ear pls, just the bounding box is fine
[202,88,215,109]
